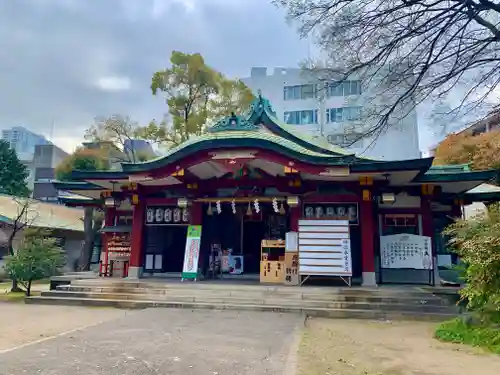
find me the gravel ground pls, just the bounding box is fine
[298,318,500,375]
[0,303,129,352]
[0,306,301,375]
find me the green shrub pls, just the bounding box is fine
[443,203,500,322]
[435,318,500,354]
[4,235,64,296]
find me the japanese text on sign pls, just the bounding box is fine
[303,203,358,225]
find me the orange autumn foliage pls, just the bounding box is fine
[433,129,500,170]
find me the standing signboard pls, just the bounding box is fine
[298,219,352,285]
[181,225,202,280]
[380,234,433,270]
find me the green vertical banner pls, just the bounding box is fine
[181,225,202,280]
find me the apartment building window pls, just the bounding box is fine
[283,84,316,100]
[284,110,318,125]
[326,107,362,123]
[327,133,362,147]
[326,80,362,97]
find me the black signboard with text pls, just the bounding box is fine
[303,203,359,225]
[145,206,190,225]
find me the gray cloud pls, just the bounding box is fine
[0,0,309,152]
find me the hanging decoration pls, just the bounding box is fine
[254,198,260,213]
[246,202,252,216]
[216,200,222,214]
[272,197,279,213]
[207,202,213,216]
[279,201,286,215]
[231,199,236,214]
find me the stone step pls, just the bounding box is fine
[25,296,456,322]
[54,286,450,306]
[69,279,432,293]
[62,282,447,299]
[40,291,456,314]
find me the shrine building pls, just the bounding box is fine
[54,96,498,286]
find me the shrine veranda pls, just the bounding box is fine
[54,96,499,286]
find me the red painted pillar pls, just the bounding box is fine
[289,202,302,232]
[360,199,376,286]
[420,197,434,249]
[421,196,437,285]
[128,201,145,278]
[451,202,462,219]
[190,203,202,225]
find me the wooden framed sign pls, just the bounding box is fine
[303,203,358,225]
[145,206,190,225]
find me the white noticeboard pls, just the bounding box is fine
[298,219,352,277]
[285,231,298,252]
[380,233,433,270]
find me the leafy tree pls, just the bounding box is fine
[4,231,64,296]
[85,115,156,163]
[148,51,254,148]
[4,197,39,292]
[275,0,500,140]
[56,148,108,271]
[433,129,500,171]
[0,140,30,197]
[444,203,500,322]
[208,74,255,121]
[56,147,110,181]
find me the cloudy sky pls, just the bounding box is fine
[0,0,434,154]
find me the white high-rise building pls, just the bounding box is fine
[241,67,421,161]
[1,126,50,160]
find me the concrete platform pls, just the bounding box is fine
[29,278,460,322]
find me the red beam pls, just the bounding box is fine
[145,148,337,180]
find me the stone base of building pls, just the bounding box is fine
[361,272,377,287]
[127,266,143,279]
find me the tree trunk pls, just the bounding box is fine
[78,207,95,271]
[26,280,32,297]
[7,244,22,292]
[11,278,22,293]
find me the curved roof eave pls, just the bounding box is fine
[53,181,105,190]
[121,136,356,173]
[415,169,498,183]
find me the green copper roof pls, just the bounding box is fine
[427,164,471,173]
[63,95,496,182]
[118,95,385,174]
[416,169,497,182]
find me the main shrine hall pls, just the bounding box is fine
[54,96,498,287]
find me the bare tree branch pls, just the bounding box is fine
[275,0,500,147]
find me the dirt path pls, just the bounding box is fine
[298,318,500,375]
[0,303,129,352]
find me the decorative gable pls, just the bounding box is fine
[207,112,260,133]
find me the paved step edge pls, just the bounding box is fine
[25,296,456,322]
[41,291,457,313]
[68,280,448,295]
[58,285,451,301]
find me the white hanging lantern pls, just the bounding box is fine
[272,197,279,213]
[231,199,236,214]
[253,199,260,213]
[216,200,222,214]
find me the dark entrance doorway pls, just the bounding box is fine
[162,226,188,272]
[143,225,188,273]
[242,219,266,274]
[200,204,289,276]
